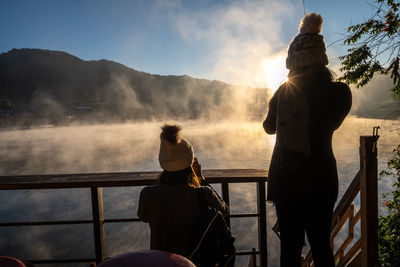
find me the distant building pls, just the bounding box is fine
[75,105,93,111]
[74,100,110,112]
[0,108,18,116]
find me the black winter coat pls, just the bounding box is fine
[263,69,352,203]
[137,183,228,257]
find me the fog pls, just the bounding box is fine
[0,121,272,175]
[151,0,399,121]
[4,0,399,130]
[1,117,400,266]
[350,75,400,119]
[154,0,294,89]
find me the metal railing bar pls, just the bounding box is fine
[0,220,94,227]
[236,250,261,255]
[104,218,141,223]
[105,213,261,222]
[229,213,259,218]
[257,181,268,266]
[91,187,106,263]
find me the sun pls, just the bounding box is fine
[261,54,288,92]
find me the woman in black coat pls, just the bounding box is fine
[137,124,231,265]
[263,13,352,267]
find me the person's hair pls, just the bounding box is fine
[158,166,201,188]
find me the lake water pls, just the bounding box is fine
[0,117,399,266]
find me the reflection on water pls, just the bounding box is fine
[0,117,399,266]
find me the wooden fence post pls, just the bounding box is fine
[359,136,378,267]
[91,187,106,263]
[257,181,268,267]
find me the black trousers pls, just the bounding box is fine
[275,198,335,267]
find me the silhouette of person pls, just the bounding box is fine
[137,124,228,258]
[263,13,352,267]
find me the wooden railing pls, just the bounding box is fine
[302,135,379,267]
[0,169,269,266]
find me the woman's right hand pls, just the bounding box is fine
[193,157,206,184]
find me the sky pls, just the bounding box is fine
[0,0,378,89]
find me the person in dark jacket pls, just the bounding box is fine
[263,13,352,267]
[137,124,229,258]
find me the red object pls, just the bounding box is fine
[0,256,26,267]
[97,250,196,267]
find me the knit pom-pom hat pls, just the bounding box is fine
[286,13,329,70]
[158,124,194,172]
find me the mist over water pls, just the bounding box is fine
[0,117,399,266]
[0,121,274,175]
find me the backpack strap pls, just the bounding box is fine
[188,210,220,259]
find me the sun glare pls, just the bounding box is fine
[262,54,288,92]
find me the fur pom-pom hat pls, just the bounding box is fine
[286,13,329,70]
[158,124,194,172]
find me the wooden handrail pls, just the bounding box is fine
[0,169,269,266]
[332,171,360,224]
[0,169,268,190]
[302,135,379,267]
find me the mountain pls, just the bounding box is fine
[0,48,269,126]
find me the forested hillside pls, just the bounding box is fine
[0,48,268,126]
